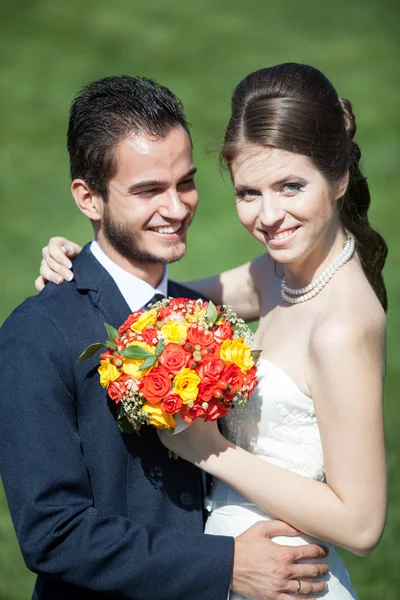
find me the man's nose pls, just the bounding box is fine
[159,189,189,220]
[259,195,285,227]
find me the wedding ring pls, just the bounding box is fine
[295,579,302,594]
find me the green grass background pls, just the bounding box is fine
[0,0,399,597]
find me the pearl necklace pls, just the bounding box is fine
[281,234,355,304]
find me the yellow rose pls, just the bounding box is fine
[187,309,206,323]
[98,359,121,388]
[131,309,158,332]
[160,321,188,344]
[122,342,155,379]
[173,368,201,403]
[220,338,254,373]
[141,402,176,430]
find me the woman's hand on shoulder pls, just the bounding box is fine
[35,237,82,291]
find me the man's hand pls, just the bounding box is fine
[35,237,81,291]
[231,520,329,600]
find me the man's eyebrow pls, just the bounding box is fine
[126,167,197,194]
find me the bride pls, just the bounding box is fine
[36,63,387,599]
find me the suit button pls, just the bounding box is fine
[180,491,194,506]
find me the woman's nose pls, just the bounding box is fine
[259,195,285,227]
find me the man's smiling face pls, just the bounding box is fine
[98,125,198,266]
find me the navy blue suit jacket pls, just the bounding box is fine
[0,246,234,599]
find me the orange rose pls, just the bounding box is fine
[204,401,230,422]
[141,366,172,404]
[197,378,218,402]
[182,404,206,424]
[168,297,194,311]
[213,319,234,344]
[244,365,258,396]
[140,327,159,346]
[222,363,245,396]
[161,393,183,414]
[187,325,215,349]
[196,356,225,381]
[118,311,143,335]
[158,343,191,375]
[108,379,127,404]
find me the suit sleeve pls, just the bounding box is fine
[0,306,234,600]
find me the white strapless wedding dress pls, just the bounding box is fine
[205,359,358,599]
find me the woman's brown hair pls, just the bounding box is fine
[222,63,388,310]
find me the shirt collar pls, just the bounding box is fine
[90,240,168,312]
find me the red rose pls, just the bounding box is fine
[223,363,245,393]
[158,343,191,375]
[182,404,206,424]
[196,356,225,381]
[187,325,215,349]
[197,378,218,402]
[213,319,234,344]
[161,393,183,414]
[140,327,158,346]
[108,379,126,404]
[141,366,172,404]
[118,310,144,335]
[204,401,230,422]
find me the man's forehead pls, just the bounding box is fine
[111,127,194,185]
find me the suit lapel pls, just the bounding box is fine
[73,244,131,327]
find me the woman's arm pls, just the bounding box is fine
[185,253,268,321]
[159,312,387,556]
[35,237,267,322]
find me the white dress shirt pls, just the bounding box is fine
[90,240,168,311]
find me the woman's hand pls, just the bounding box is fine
[35,237,82,291]
[157,419,229,468]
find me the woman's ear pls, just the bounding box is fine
[71,179,104,221]
[335,171,350,201]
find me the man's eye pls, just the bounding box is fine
[137,188,160,197]
[179,178,195,190]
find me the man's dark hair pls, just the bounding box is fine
[67,75,191,200]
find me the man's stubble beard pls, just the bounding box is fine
[102,204,189,265]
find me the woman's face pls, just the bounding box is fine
[232,146,346,266]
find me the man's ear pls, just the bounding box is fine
[335,171,350,201]
[71,179,104,221]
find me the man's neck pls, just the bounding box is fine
[95,237,165,288]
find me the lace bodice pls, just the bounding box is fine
[214,359,325,504]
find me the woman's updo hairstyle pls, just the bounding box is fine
[222,63,387,310]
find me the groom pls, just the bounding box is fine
[0,76,328,600]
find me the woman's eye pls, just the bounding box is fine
[236,189,260,202]
[281,182,305,194]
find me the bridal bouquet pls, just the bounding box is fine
[78,298,259,433]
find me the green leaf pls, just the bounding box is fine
[251,350,262,363]
[205,300,218,325]
[116,405,133,434]
[139,355,157,371]
[120,346,154,359]
[76,343,105,363]
[215,311,228,323]
[105,340,117,350]
[104,322,119,343]
[155,338,165,356]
